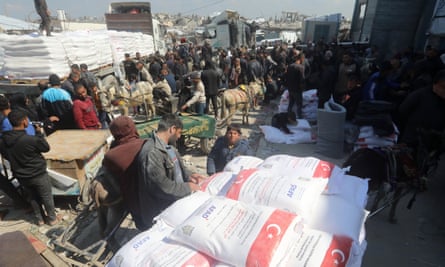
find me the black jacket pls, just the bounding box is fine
[0,130,49,179]
[201,68,220,96]
[284,63,304,92]
[399,86,445,146]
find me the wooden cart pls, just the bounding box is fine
[43,130,111,202]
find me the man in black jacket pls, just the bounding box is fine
[285,53,305,118]
[0,109,58,226]
[201,61,221,118]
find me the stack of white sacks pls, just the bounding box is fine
[108,155,369,267]
[278,89,318,122]
[0,30,155,80]
[353,124,399,151]
[261,89,318,144]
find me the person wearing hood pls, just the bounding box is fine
[72,83,101,129]
[101,116,146,231]
[0,109,58,226]
[207,123,254,175]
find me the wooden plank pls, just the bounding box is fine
[43,130,110,161]
[40,249,71,267]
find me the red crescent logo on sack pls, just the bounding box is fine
[266,224,282,239]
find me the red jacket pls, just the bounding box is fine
[72,97,100,129]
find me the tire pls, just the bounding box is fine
[200,138,213,155]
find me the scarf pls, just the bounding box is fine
[103,116,145,177]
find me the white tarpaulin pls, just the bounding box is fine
[0,30,155,80]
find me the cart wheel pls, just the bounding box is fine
[200,137,215,155]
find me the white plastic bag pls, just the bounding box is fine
[307,195,369,242]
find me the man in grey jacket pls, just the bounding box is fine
[137,113,206,229]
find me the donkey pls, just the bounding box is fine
[99,76,156,119]
[218,82,264,126]
[343,146,419,223]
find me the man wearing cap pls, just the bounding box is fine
[181,71,206,114]
[39,74,75,135]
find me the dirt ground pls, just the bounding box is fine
[0,100,444,266]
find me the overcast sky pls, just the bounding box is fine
[3,0,355,21]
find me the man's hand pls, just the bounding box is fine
[189,173,207,184]
[188,182,201,193]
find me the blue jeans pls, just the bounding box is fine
[195,102,206,115]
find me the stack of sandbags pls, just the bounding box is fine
[61,31,105,70]
[302,89,319,122]
[0,33,70,79]
[278,89,290,113]
[107,31,154,62]
[109,155,369,267]
[0,30,156,81]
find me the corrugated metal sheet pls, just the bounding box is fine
[0,15,38,31]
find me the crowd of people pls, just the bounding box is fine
[0,37,444,230]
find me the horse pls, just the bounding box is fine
[342,146,419,223]
[218,81,264,126]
